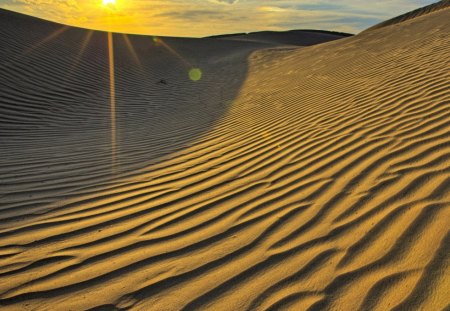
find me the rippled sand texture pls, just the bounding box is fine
[0,2,449,311]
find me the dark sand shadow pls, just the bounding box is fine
[0,9,349,220]
[0,9,275,218]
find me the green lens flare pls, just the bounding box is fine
[189,68,202,81]
[152,37,160,45]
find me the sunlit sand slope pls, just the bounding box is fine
[0,4,449,311]
[364,0,449,32]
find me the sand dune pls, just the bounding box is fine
[0,3,449,311]
[364,0,450,32]
[208,30,352,46]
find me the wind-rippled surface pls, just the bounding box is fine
[0,4,449,311]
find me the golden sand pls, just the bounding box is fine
[0,3,449,310]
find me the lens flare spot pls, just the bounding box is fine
[189,68,202,81]
[152,37,161,46]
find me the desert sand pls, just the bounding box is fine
[0,1,449,310]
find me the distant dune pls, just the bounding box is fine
[0,2,449,311]
[364,0,450,32]
[208,30,353,46]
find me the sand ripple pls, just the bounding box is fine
[0,4,449,311]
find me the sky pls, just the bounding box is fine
[0,0,438,37]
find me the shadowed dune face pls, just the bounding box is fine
[0,9,273,217]
[0,9,349,220]
[0,11,258,155]
[0,4,449,311]
[0,10,351,220]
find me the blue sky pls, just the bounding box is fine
[0,0,439,36]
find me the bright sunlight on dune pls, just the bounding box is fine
[0,1,449,310]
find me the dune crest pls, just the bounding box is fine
[363,0,450,33]
[0,4,449,311]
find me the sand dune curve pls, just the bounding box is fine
[209,30,352,47]
[0,3,449,311]
[364,0,450,32]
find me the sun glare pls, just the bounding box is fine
[102,0,116,6]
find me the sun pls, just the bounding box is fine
[102,0,116,6]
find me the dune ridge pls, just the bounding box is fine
[363,0,450,32]
[0,4,449,311]
[208,30,352,46]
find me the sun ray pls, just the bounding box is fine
[122,34,142,69]
[153,37,192,68]
[62,30,94,83]
[107,32,117,173]
[153,37,203,81]
[23,26,69,56]
[73,30,94,70]
[0,26,69,70]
